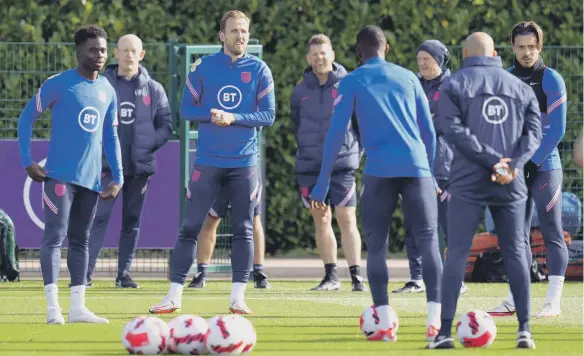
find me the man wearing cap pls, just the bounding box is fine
[392,39,468,296]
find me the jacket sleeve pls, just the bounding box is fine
[17,74,59,168]
[179,59,210,122]
[152,82,173,151]
[435,82,503,170]
[103,92,124,186]
[414,78,436,173]
[311,77,354,202]
[234,64,276,128]
[529,69,567,165]
[508,88,543,171]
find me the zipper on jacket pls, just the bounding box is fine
[319,86,324,104]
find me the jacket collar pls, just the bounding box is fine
[103,63,150,87]
[512,56,545,77]
[418,68,451,86]
[462,56,503,68]
[216,49,249,65]
[302,62,347,88]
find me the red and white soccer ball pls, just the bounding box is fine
[359,305,399,341]
[167,314,210,355]
[456,310,497,348]
[232,315,256,354]
[206,315,249,355]
[122,316,170,354]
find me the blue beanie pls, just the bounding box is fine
[418,40,450,69]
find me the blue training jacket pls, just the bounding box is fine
[311,56,436,201]
[179,50,276,169]
[18,69,123,192]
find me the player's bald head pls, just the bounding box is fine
[356,25,389,63]
[117,34,143,51]
[114,34,145,76]
[463,32,496,57]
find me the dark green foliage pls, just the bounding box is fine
[0,0,581,254]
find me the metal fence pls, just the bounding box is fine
[0,42,582,280]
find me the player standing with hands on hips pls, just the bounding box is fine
[311,25,444,341]
[149,10,275,315]
[17,25,124,324]
[488,21,569,319]
[427,32,542,349]
[86,34,173,289]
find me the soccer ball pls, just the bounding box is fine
[232,315,256,354]
[206,315,247,355]
[456,310,497,348]
[359,305,399,341]
[122,316,170,354]
[167,314,210,355]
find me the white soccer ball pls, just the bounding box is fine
[359,305,399,341]
[122,316,170,354]
[232,315,256,354]
[456,310,497,348]
[206,315,247,355]
[167,314,210,355]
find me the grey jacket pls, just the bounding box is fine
[435,56,542,205]
[418,69,452,180]
[102,64,172,177]
[290,63,361,175]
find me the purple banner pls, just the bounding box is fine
[0,139,181,249]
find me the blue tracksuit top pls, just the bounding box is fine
[17,68,124,192]
[508,58,567,171]
[312,56,436,201]
[179,50,276,168]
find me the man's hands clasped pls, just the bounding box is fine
[491,158,519,185]
[211,109,235,127]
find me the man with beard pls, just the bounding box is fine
[17,25,123,324]
[149,10,275,315]
[488,21,568,319]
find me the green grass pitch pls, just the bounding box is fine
[0,280,582,355]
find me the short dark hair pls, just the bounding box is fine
[356,25,386,51]
[510,21,543,51]
[74,25,108,47]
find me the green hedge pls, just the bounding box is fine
[0,0,582,254]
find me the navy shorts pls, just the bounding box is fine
[297,171,357,208]
[209,165,262,218]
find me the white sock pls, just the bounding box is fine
[70,285,86,311]
[427,301,441,327]
[230,282,247,303]
[374,305,391,330]
[546,275,565,304]
[44,284,60,310]
[506,289,515,306]
[169,282,184,300]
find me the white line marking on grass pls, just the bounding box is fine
[0,296,581,301]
